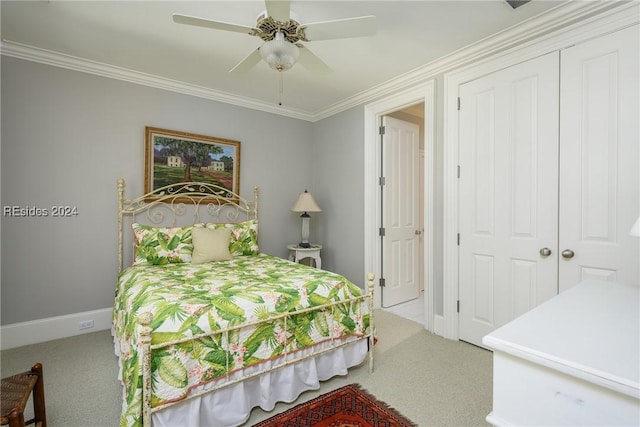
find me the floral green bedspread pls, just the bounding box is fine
[113,253,368,427]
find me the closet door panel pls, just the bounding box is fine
[559,25,640,290]
[458,52,560,347]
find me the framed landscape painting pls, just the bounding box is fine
[144,127,240,202]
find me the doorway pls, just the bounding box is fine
[363,81,435,331]
[380,111,423,318]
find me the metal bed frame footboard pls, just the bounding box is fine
[138,275,375,426]
[116,179,375,427]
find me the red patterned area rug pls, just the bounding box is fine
[253,383,417,427]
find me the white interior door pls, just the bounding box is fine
[458,52,560,346]
[558,25,640,290]
[382,116,420,307]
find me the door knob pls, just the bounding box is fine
[415,230,422,235]
[561,249,575,259]
[539,247,552,257]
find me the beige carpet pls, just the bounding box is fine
[0,310,493,426]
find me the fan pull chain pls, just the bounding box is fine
[278,71,284,106]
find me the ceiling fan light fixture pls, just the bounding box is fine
[260,31,299,72]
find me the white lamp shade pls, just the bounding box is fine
[291,191,322,213]
[630,216,640,237]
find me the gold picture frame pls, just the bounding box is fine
[144,127,240,202]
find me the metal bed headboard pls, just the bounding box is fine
[117,178,258,271]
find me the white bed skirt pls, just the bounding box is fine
[114,333,368,427]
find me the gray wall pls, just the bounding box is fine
[1,56,447,327]
[1,57,316,324]
[311,107,365,286]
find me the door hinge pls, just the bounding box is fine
[379,125,386,135]
[457,233,460,246]
[379,176,386,186]
[457,97,461,111]
[379,277,386,288]
[457,300,460,313]
[379,227,386,237]
[457,165,461,178]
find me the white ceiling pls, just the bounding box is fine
[1,1,568,119]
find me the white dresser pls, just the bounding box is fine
[483,280,640,426]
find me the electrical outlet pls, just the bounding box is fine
[79,320,94,330]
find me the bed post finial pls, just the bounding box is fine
[366,272,375,373]
[253,186,259,220]
[139,312,153,427]
[118,178,125,272]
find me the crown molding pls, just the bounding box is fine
[1,1,635,123]
[0,41,316,122]
[312,0,635,121]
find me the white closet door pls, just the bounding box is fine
[382,116,421,307]
[458,52,560,346]
[559,25,640,290]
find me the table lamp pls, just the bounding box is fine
[291,190,322,248]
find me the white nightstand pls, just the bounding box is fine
[287,244,322,269]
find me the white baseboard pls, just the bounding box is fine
[0,307,113,350]
[433,314,445,337]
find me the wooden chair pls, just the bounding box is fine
[0,363,46,427]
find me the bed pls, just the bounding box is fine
[112,179,375,427]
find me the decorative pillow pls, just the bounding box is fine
[191,227,232,264]
[132,223,198,265]
[205,219,259,256]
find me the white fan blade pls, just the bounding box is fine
[229,48,262,73]
[299,15,377,41]
[173,13,256,35]
[298,46,332,74]
[265,0,290,22]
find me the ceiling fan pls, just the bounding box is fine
[173,1,377,74]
